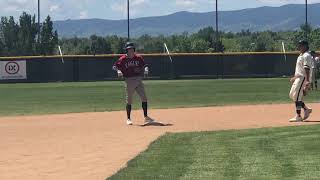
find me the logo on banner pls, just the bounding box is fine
[5,62,20,75]
[0,60,27,80]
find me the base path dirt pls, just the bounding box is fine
[0,103,319,180]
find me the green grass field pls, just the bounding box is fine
[109,125,320,180]
[2,78,319,179]
[0,78,318,116]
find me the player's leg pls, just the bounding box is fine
[315,69,318,90]
[296,77,312,120]
[136,78,153,124]
[300,96,312,121]
[125,78,137,125]
[289,77,304,122]
[310,69,314,90]
[301,101,312,120]
[126,103,131,119]
[313,69,316,89]
[289,79,299,101]
[136,79,148,117]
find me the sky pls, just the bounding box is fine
[0,0,320,21]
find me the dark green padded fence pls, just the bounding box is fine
[0,52,298,83]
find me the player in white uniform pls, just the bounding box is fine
[316,56,320,89]
[310,51,319,90]
[289,40,313,122]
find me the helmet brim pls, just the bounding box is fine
[125,46,135,50]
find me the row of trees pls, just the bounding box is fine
[60,35,127,55]
[60,25,320,55]
[1,12,319,56]
[59,33,224,55]
[0,12,58,56]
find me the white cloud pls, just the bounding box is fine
[0,0,32,13]
[79,11,88,19]
[49,5,59,12]
[110,0,151,17]
[111,0,150,12]
[3,5,19,12]
[131,0,149,6]
[175,0,196,7]
[110,1,127,19]
[111,2,126,13]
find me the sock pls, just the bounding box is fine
[126,104,132,119]
[296,109,301,115]
[142,102,148,117]
[295,101,302,116]
[302,102,306,110]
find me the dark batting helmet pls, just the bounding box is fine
[298,40,309,50]
[298,40,309,46]
[124,42,135,51]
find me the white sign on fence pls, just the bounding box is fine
[0,61,27,80]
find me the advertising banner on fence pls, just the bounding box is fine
[0,61,27,80]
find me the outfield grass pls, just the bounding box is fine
[0,78,318,116]
[109,125,320,180]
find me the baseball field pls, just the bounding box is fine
[1,78,318,116]
[0,78,319,180]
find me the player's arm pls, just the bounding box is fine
[303,55,312,85]
[290,74,298,83]
[305,68,310,82]
[290,76,297,83]
[112,59,123,78]
[304,67,311,92]
[139,56,149,77]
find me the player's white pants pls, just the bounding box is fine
[289,77,305,102]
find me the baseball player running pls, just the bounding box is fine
[113,42,154,125]
[289,40,313,122]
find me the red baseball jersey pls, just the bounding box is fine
[114,54,146,78]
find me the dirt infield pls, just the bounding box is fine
[0,103,319,180]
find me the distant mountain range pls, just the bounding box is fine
[53,3,320,38]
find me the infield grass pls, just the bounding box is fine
[0,78,318,116]
[108,124,320,180]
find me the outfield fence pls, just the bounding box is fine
[0,52,299,83]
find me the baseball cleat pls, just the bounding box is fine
[126,119,133,125]
[304,108,312,120]
[289,116,303,122]
[144,116,155,125]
